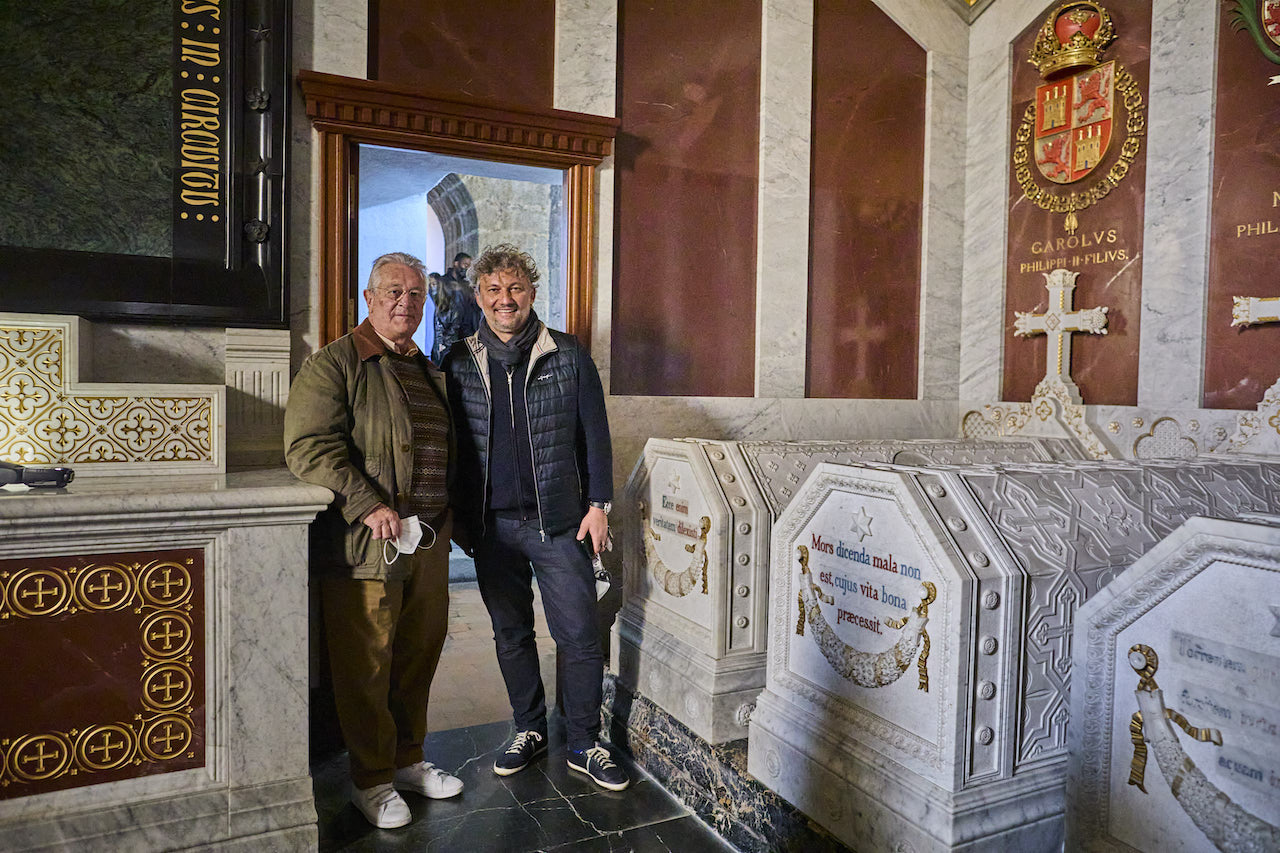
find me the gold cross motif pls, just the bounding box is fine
[20,739,63,775]
[149,567,185,600]
[149,619,185,652]
[150,723,185,754]
[1013,269,1110,403]
[150,671,188,703]
[87,733,125,763]
[17,574,61,611]
[85,572,124,605]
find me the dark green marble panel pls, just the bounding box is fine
[0,1,173,258]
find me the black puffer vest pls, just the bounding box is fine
[446,324,585,537]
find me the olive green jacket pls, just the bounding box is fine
[284,320,455,579]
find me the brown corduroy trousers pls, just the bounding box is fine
[319,518,451,789]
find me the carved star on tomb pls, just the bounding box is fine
[850,507,873,541]
[1013,268,1110,404]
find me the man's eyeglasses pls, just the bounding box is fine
[377,287,427,303]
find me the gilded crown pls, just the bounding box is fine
[1028,2,1116,78]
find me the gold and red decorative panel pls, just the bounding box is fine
[1004,1,1152,405]
[0,549,205,798]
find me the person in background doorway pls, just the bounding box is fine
[433,253,482,363]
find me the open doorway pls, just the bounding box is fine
[355,145,568,360]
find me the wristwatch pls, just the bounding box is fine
[588,500,612,515]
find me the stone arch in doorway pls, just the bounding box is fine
[428,174,479,269]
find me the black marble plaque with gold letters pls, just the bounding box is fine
[0,0,289,327]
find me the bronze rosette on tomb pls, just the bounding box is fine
[1012,2,1147,234]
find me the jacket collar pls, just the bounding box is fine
[353,319,387,361]
[352,318,427,362]
[466,322,557,362]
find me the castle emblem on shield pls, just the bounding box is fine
[1034,61,1115,184]
[1012,1,1147,234]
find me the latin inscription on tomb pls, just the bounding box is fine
[642,455,713,621]
[1108,559,1280,850]
[788,485,941,736]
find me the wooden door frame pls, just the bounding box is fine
[299,70,618,349]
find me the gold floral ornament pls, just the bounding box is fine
[0,318,220,472]
[1012,2,1146,234]
[794,545,935,691]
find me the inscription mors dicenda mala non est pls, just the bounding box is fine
[810,533,923,635]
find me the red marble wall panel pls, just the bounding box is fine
[369,0,555,108]
[1202,6,1280,410]
[0,549,205,799]
[1003,1,1151,405]
[611,0,761,397]
[806,0,926,399]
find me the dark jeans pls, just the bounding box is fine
[473,516,603,752]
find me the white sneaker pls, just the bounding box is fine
[351,782,412,829]
[393,760,464,799]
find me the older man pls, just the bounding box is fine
[285,252,462,828]
[445,244,629,791]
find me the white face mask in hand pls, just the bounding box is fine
[382,515,437,565]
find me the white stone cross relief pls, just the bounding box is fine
[1013,268,1110,403]
[1231,296,1280,327]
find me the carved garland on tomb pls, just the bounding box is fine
[0,552,202,795]
[640,501,710,597]
[1011,2,1146,235]
[1126,643,1280,850]
[794,545,935,691]
[0,325,215,466]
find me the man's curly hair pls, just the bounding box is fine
[467,243,541,288]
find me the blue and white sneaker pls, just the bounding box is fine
[494,729,547,776]
[567,743,630,791]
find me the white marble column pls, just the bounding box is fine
[554,0,618,376]
[755,0,814,398]
[225,328,291,468]
[884,0,970,401]
[290,0,369,360]
[1136,0,1218,408]
[960,0,1048,402]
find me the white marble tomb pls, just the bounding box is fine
[0,313,330,850]
[612,435,1085,744]
[0,470,331,851]
[746,457,1280,852]
[1068,515,1280,853]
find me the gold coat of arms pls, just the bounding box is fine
[1012,2,1146,234]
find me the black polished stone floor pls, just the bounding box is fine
[312,715,737,852]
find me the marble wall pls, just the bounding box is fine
[39,0,1268,501]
